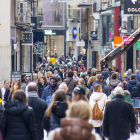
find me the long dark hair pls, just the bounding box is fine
[130,74,138,85]
[45,90,68,118]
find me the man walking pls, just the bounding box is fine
[27,82,47,140]
[103,87,136,140]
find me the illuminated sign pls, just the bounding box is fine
[44,30,56,35]
[124,0,140,14]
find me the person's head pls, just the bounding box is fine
[13,81,21,91]
[96,74,103,82]
[117,83,124,90]
[68,71,74,78]
[21,73,26,80]
[47,71,52,78]
[78,78,85,86]
[73,71,77,77]
[87,70,91,75]
[66,100,91,121]
[33,73,38,81]
[39,67,42,72]
[59,83,68,93]
[50,77,57,87]
[93,84,102,93]
[13,90,28,105]
[45,90,68,117]
[28,82,38,92]
[87,76,96,86]
[136,69,140,74]
[130,74,137,81]
[114,87,123,95]
[79,52,82,55]
[91,71,96,76]
[72,87,85,102]
[128,69,132,74]
[81,74,86,80]
[78,67,81,72]
[111,73,117,79]
[116,69,119,73]
[82,67,85,72]
[39,77,44,85]
[21,78,26,85]
[55,66,59,71]
[54,70,58,75]
[4,80,9,89]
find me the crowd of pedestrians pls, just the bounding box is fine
[0,57,140,140]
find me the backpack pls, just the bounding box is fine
[92,95,104,120]
[132,86,139,98]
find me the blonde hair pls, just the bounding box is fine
[47,71,52,77]
[87,76,96,86]
[66,100,91,120]
[45,90,68,118]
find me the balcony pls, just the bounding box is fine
[15,0,31,27]
[68,9,80,21]
[37,8,44,27]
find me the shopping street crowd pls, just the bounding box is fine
[0,54,140,140]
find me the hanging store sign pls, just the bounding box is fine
[122,36,133,44]
[44,30,56,35]
[114,36,124,47]
[22,32,33,45]
[72,27,77,39]
[76,41,85,46]
[33,41,43,54]
[124,0,140,14]
[135,41,140,49]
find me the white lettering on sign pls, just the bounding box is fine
[127,8,140,12]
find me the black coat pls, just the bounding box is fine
[1,100,37,140]
[28,96,47,140]
[4,87,11,102]
[0,102,4,122]
[37,82,48,98]
[103,94,136,140]
[43,101,68,133]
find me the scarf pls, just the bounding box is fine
[27,91,39,98]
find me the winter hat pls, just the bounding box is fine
[73,87,85,95]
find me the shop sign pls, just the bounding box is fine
[33,41,43,54]
[122,36,133,44]
[76,41,85,47]
[135,41,140,49]
[44,30,56,35]
[22,33,33,45]
[72,27,77,39]
[124,0,140,14]
[11,71,22,82]
[114,36,124,47]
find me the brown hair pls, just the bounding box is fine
[66,100,91,120]
[93,84,102,92]
[87,76,96,86]
[45,90,68,118]
[72,92,87,102]
[9,81,21,96]
[13,90,28,105]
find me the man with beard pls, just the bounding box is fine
[41,77,59,106]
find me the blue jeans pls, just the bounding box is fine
[132,99,140,108]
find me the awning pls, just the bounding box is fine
[100,10,113,15]
[100,32,140,69]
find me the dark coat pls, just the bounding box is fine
[103,94,136,140]
[37,82,48,98]
[127,79,140,98]
[4,87,11,102]
[28,96,47,140]
[108,79,120,92]
[63,78,78,94]
[0,102,4,122]
[101,71,109,80]
[41,84,59,106]
[78,54,83,61]
[124,73,131,80]
[58,70,63,81]
[43,101,68,133]
[90,81,110,96]
[135,73,140,83]
[1,100,37,140]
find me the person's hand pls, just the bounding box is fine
[104,137,108,140]
[130,133,134,137]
